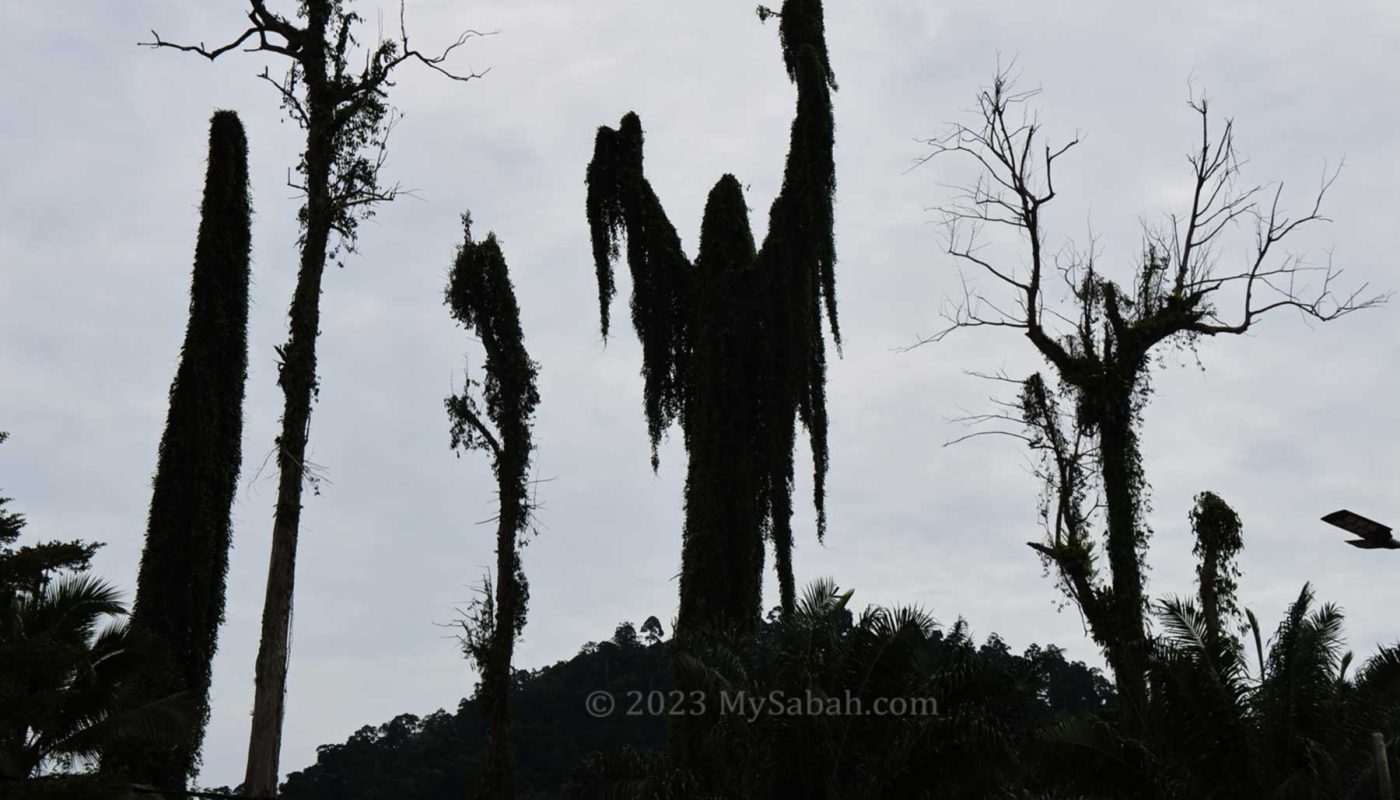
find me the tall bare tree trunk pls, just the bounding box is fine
[244,72,334,798]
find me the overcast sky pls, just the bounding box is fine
[3,0,1400,789]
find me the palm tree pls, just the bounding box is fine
[1038,583,1400,799]
[0,574,190,782]
[568,580,1029,800]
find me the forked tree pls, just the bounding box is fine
[102,110,252,790]
[444,216,540,800]
[141,2,486,793]
[585,0,839,633]
[921,72,1383,731]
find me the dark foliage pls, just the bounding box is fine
[1031,584,1400,800]
[279,604,1112,800]
[0,435,194,790]
[571,582,1113,800]
[101,110,252,790]
[281,626,672,800]
[1027,498,1399,798]
[1189,492,1243,650]
[0,433,101,608]
[584,0,838,631]
[1,575,189,782]
[445,217,542,800]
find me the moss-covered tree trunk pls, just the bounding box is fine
[103,110,252,791]
[445,220,540,800]
[1092,384,1150,731]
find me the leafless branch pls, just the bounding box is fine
[915,68,1384,377]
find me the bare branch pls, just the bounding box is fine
[140,27,263,60]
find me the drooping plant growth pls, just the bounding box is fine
[585,0,839,632]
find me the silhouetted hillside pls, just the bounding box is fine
[276,619,1113,799]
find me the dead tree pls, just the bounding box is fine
[141,2,486,794]
[919,71,1384,732]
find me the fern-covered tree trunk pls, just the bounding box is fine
[102,110,252,791]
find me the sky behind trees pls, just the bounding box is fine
[3,0,1399,788]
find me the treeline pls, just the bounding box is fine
[272,612,1112,800]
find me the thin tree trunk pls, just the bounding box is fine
[244,85,334,798]
[1375,732,1394,800]
[445,227,539,800]
[480,497,523,800]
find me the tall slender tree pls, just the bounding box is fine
[142,3,486,793]
[100,110,252,791]
[444,216,540,800]
[585,0,838,633]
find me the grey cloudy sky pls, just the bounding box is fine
[3,0,1400,788]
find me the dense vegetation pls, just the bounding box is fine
[1,433,192,794]
[274,607,1112,800]
[4,0,1397,798]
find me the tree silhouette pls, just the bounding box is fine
[923,71,1383,733]
[1189,491,1243,651]
[1046,584,1400,798]
[641,616,665,647]
[585,0,838,633]
[141,2,487,792]
[95,110,252,791]
[445,216,540,800]
[1,574,195,784]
